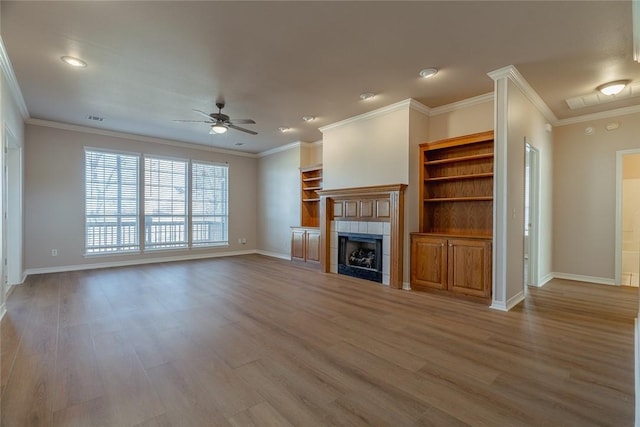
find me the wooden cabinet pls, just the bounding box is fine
[291,227,320,265]
[300,165,322,227]
[411,234,491,298]
[411,131,494,301]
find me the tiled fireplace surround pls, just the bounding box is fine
[317,184,406,289]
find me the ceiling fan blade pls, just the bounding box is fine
[228,124,258,135]
[228,119,256,125]
[192,109,214,120]
[173,119,213,123]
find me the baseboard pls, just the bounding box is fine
[402,281,411,291]
[552,272,616,286]
[255,250,291,261]
[490,290,525,312]
[24,249,258,276]
[537,273,554,287]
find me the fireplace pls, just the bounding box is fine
[338,232,383,283]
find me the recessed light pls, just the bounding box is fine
[359,92,375,101]
[61,56,87,68]
[302,115,315,122]
[234,142,244,146]
[278,127,290,132]
[419,68,438,78]
[597,80,630,96]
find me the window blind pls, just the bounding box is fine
[144,157,188,249]
[85,150,139,254]
[192,162,228,246]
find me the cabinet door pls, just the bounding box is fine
[291,229,306,262]
[305,230,321,263]
[410,235,448,290]
[447,239,491,298]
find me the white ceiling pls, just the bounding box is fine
[2,1,638,154]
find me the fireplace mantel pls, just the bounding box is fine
[317,184,406,289]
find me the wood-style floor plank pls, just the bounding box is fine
[1,255,636,426]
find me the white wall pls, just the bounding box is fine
[429,100,494,142]
[322,105,410,190]
[504,79,553,300]
[257,145,302,257]
[554,111,640,282]
[1,46,27,315]
[24,123,257,271]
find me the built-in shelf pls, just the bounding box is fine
[424,196,493,202]
[424,173,493,182]
[300,164,322,228]
[424,153,494,166]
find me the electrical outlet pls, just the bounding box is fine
[241,238,247,244]
[51,249,58,256]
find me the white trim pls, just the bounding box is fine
[492,77,508,309]
[402,281,411,291]
[537,272,554,287]
[552,272,616,286]
[615,148,640,286]
[24,250,256,276]
[488,65,558,125]
[255,250,291,260]
[0,37,29,119]
[319,99,428,133]
[429,93,494,116]
[0,302,5,320]
[257,141,302,158]
[556,104,640,126]
[490,290,525,312]
[25,118,257,158]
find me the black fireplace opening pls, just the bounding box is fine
[338,232,383,283]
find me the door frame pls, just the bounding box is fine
[524,141,540,287]
[615,148,640,285]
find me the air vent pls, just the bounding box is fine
[566,81,640,110]
[86,115,104,122]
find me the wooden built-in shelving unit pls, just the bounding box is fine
[292,164,322,266]
[411,131,494,300]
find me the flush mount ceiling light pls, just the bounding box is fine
[302,115,315,122]
[209,122,228,134]
[61,56,87,68]
[278,127,290,132]
[419,68,438,78]
[359,92,375,101]
[597,80,630,96]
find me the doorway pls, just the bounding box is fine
[616,150,640,286]
[524,141,540,288]
[4,125,23,293]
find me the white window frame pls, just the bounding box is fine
[191,161,229,247]
[84,148,140,255]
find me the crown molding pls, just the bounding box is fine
[555,104,640,127]
[25,118,258,158]
[430,92,494,116]
[257,141,302,158]
[319,98,423,133]
[0,37,29,119]
[488,65,558,125]
[409,99,431,116]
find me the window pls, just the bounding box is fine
[192,162,228,246]
[85,150,139,254]
[144,157,188,249]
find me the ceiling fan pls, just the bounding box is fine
[174,102,257,135]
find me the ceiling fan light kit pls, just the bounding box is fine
[174,102,257,135]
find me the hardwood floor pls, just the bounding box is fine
[1,254,636,426]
